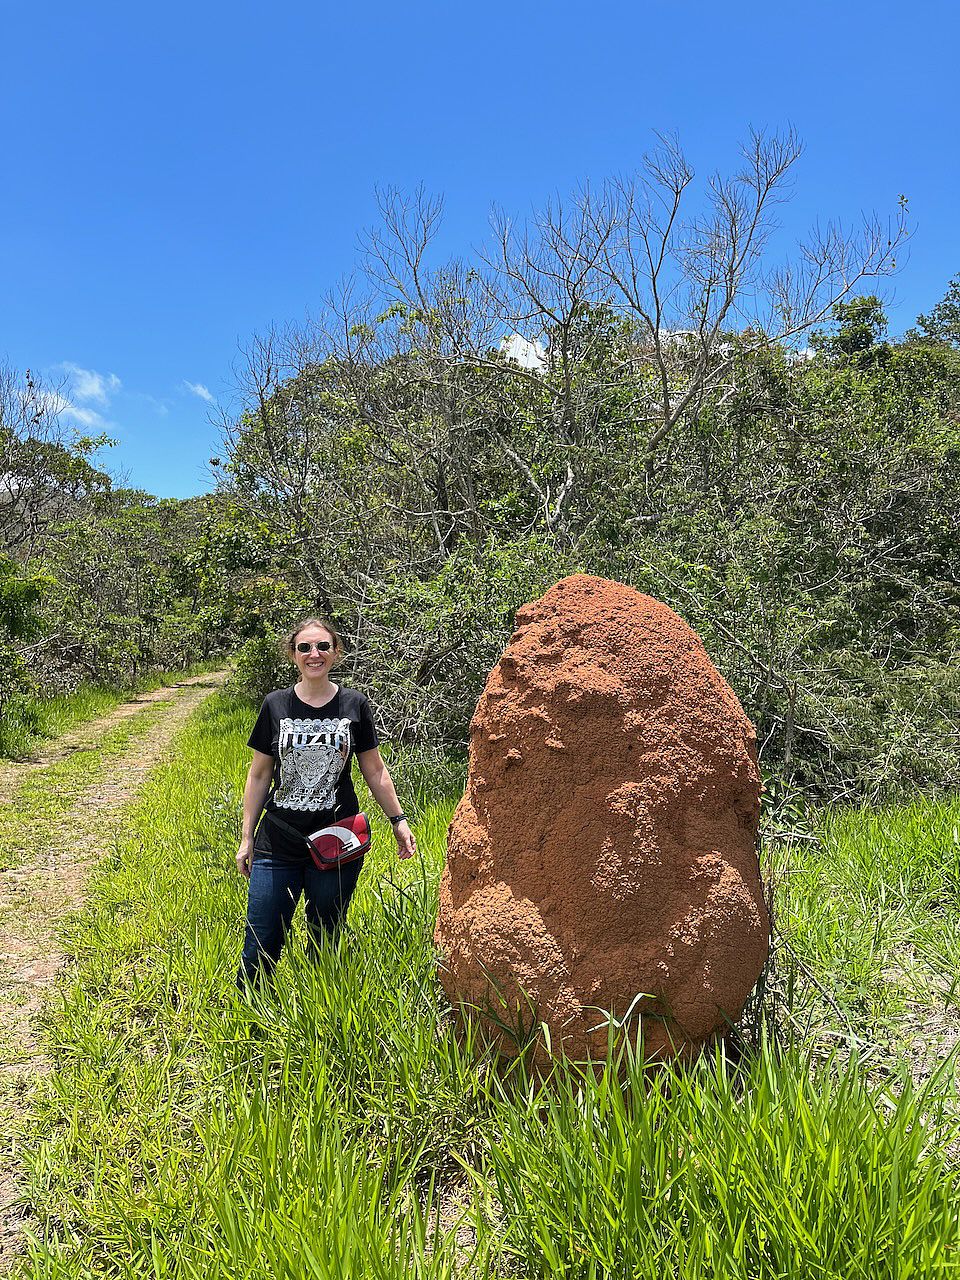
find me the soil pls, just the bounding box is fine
[436,573,766,1061]
[0,671,227,1274]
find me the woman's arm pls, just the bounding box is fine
[237,750,274,878]
[357,748,416,860]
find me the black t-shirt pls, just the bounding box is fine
[247,684,380,863]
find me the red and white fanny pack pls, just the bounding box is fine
[263,809,371,871]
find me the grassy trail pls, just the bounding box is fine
[0,677,224,808]
[0,672,227,1273]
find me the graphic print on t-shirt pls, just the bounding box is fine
[274,716,352,811]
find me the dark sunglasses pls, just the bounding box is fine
[295,640,333,654]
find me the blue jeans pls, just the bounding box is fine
[237,854,364,989]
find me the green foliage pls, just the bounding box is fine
[0,553,48,640]
[0,554,51,755]
[0,379,232,755]
[909,272,960,348]
[227,623,290,704]
[40,489,222,688]
[7,263,960,801]
[209,302,960,801]
[810,295,890,364]
[353,535,574,744]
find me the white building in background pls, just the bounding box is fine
[499,333,548,372]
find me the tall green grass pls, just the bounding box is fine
[770,797,960,1036]
[14,693,960,1278]
[476,1046,959,1278]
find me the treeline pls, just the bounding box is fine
[212,137,959,801]
[217,291,960,802]
[3,134,959,798]
[0,366,224,752]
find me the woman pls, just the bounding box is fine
[236,617,415,989]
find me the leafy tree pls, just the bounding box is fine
[0,364,112,560]
[41,489,221,686]
[908,272,960,348]
[0,554,53,754]
[810,296,890,365]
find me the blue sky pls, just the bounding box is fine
[2,0,958,498]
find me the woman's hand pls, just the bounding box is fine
[357,750,418,861]
[394,820,416,860]
[236,840,254,878]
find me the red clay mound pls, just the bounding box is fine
[434,574,768,1061]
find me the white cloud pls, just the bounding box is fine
[45,390,107,428]
[499,333,547,372]
[183,380,215,404]
[60,362,121,405]
[130,391,170,417]
[40,389,107,429]
[67,402,108,428]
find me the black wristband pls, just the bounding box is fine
[388,813,407,825]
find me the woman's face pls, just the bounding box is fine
[291,624,338,681]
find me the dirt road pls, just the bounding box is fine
[0,671,227,1272]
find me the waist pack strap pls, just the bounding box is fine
[260,808,335,846]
